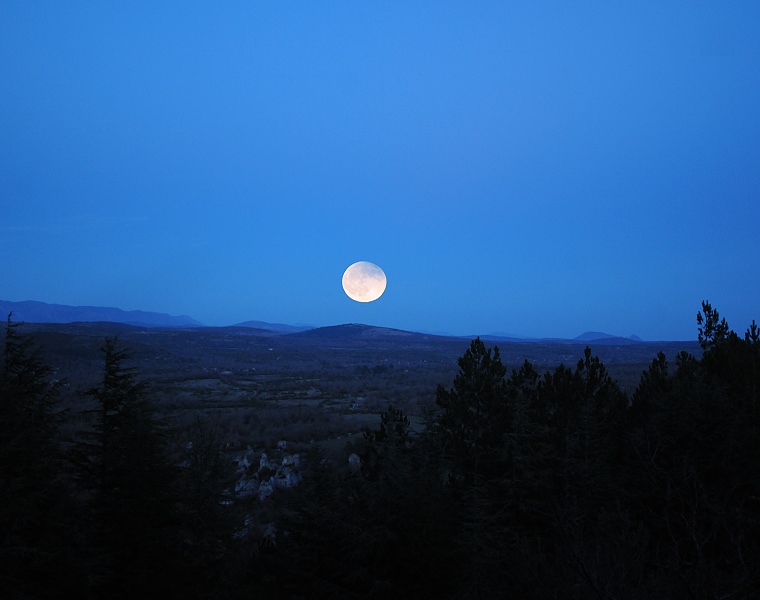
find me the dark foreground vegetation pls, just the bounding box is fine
[1,302,758,599]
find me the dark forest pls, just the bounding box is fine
[1,302,758,599]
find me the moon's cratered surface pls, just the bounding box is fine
[342,261,387,302]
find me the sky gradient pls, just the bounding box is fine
[2,2,759,340]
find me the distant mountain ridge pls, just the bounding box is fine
[482,330,645,344]
[235,320,313,334]
[287,323,423,341]
[2,299,647,341]
[573,331,643,344]
[0,300,203,328]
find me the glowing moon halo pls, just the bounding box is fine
[342,261,387,303]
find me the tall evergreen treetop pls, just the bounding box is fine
[0,313,63,488]
[72,336,180,599]
[0,314,80,598]
[435,338,510,479]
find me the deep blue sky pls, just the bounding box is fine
[2,2,759,340]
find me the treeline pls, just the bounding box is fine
[1,303,758,598]
[270,302,759,598]
[0,321,245,599]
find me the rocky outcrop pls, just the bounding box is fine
[234,448,302,502]
[348,453,361,472]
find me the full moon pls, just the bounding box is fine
[342,261,387,303]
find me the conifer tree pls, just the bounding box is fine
[71,336,179,599]
[625,304,760,597]
[0,315,81,597]
[434,339,517,596]
[360,404,410,480]
[435,337,510,481]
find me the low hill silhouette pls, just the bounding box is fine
[0,299,202,328]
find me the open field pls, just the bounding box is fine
[23,321,701,456]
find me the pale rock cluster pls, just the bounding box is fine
[234,445,302,502]
[348,453,361,472]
